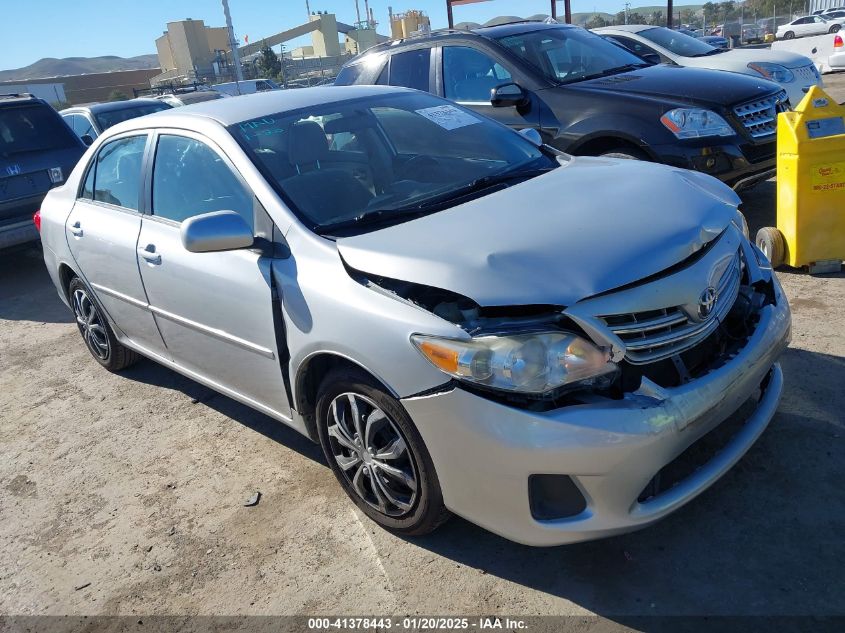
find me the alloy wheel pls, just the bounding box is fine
[72,288,110,361]
[326,392,418,516]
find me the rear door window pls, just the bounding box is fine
[92,135,147,210]
[388,49,431,91]
[0,103,80,154]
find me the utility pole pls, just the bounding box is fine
[624,1,630,24]
[221,0,243,92]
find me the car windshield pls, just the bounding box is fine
[93,103,171,131]
[0,103,80,157]
[230,92,558,236]
[638,27,719,56]
[494,26,649,84]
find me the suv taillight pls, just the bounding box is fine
[33,209,41,232]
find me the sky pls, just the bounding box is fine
[1,0,691,71]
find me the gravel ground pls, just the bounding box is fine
[1,76,844,622]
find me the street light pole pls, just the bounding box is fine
[222,0,244,93]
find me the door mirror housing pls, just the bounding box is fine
[81,134,94,146]
[180,210,254,253]
[518,128,543,147]
[640,52,662,65]
[490,82,529,108]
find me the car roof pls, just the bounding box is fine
[61,98,166,114]
[104,85,415,132]
[0,93,45,106]
[359,21,578,57]
[594,24,653,34]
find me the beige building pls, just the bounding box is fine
[154,18,230,84]
[389,10,431,39]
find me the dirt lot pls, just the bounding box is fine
[1,78,844,623]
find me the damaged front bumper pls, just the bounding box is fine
[401,289,791,546]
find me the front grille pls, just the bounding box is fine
[600,251,742,365]
[733,91,789,139]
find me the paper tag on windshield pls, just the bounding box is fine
[415,105,480,130]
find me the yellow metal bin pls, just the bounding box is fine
[756,86,845,274]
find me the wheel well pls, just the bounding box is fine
[58,263,77,300]
[294,354,391,442]
[572,136,651,160]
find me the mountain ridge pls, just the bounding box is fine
[0,54,159,82]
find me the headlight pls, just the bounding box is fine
[659,109,734,139]
[748,62,795,83]
[411,332,617,395]
[733,209,750,238]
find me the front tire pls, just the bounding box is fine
[599,147,648,161]
[316,368,450,536]
[783,31,795,40]
[68,277,140,372]
[829,24,841,34]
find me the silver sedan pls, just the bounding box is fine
[37,86,791,545]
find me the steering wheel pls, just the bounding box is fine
[397,154,442,180]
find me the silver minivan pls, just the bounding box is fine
[38,86,791,546]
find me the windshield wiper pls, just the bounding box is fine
[693,48,726,57]
[315,166,555,235]
[563,63,648,84]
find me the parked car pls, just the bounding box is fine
[337,22,789,190]
[60,99,171,145]
[37,86,791,545]
[742,23,765,42]
[758,17,793,37]
[0,93,85,249]
[597,25,821,106]
[816,6,845,14]
[824,9,845,19]
[699,34,730,48]
[153,90,227,107]
[777,15,844,39]
[212,79,281,96]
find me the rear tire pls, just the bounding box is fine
[68,277,140,372]
[783,31,795,40]
[755,227,786,268]
[829,25,841,34]
[316,367,450,536]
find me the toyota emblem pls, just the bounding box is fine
[698,286,718,320]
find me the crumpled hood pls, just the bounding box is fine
[337,157,740,307]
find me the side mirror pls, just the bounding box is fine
[640,52,662,65]
[81,134,94,146]
[180,210,254,253]
[518,128,543,147]
[490,82,529,108]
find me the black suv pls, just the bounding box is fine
[1,94,85,249]
[336,22,788,190]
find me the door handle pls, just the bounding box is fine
[137,244,161,265]
[70,221,83,237]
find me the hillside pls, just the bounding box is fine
[0,54,159,82]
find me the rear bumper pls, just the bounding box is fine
[829,51,845,70]
[402,296,791,546]
[0,218,39,250]
[651,140,775,190]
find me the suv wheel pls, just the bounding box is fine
[68,277,140,371]
[600,148,648,160]
[316,368,450,536]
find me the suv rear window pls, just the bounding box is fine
[93,103,170,132]
[0,104,79,156]
[388,49,430,91]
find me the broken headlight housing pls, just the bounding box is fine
[411,332,617,395]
